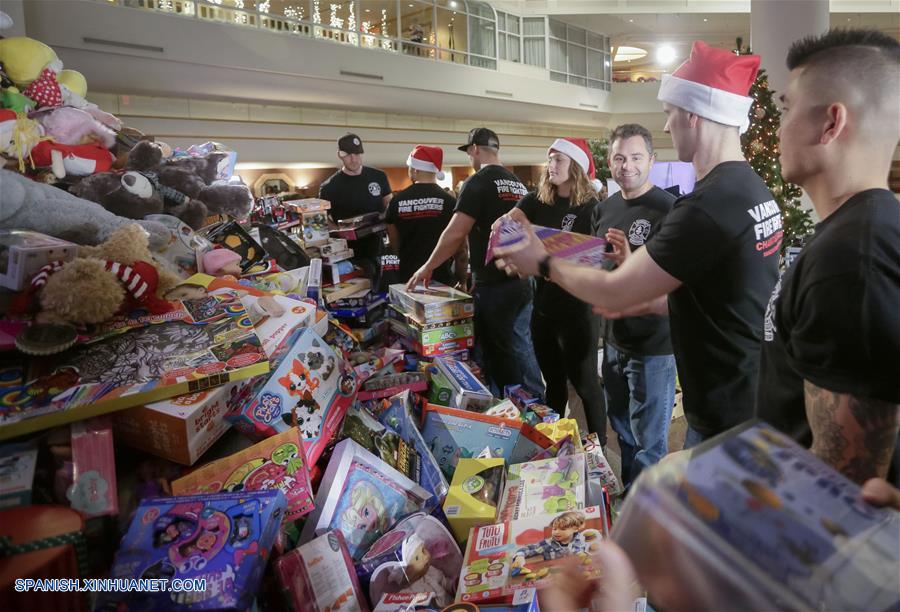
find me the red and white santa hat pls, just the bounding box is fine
[657,41,760,133]
[406,145,445,180]
[547,137,601,190]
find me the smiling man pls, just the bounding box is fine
[755,29,900,485]
[494,42,780,445]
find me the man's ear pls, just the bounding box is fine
[688,113,700,129]
[820,103,848,145]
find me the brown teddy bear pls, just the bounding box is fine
[36,224,181,326]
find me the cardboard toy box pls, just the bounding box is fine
[114,377,255,465]
[443,457,506,544]
[387,306,475,357]
[422,404,554,479]
[226,328,357,466]
[389,282,474,325]
[0,230,78,291]
[98,490,287,611]
[433,357,492,411]
[456,506,607,605]
[498,454,586,522]
[0,442,37,508]
[276,530,369,612]
[172,427,315,523]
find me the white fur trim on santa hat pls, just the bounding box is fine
[658,74,753,133]
[406,154,445,180]
[547,138,590,174]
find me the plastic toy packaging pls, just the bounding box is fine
[499,453,586,521]
[67,416,118,518]
[276,530,370,612]
[358,511,463,608]
[443,458,505,544]
[97,490,286,611]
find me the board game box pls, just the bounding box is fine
[171,427,315,523]
[0,298,269,441]
[98,490,286,611]
[389,283,474,326]
[485,220,607,268]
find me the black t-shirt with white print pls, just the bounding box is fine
[644,161,780,437]
[385,182,456,284]
[756,189,900,446]
[592,186,675,356]
[516,191,600,314]
[319,166,391,222]
[455,165,528,285]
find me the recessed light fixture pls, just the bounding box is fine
[628,18,634,23]
[450,0,458,7]
[703,18,708,22]
[613,45,647,62]
[657,45,677,65]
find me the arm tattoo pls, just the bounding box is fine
[804,380,900,485]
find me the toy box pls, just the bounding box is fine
[307,258,323,305]
[443,458,505,544]
[486,220,607,268]
[172,427,314,523]
[284,198,331,214]
[0,442,37,508]
[421,404,554,480]
[456,506,607,604]
[114,377,255,465]
[389,283,474,325]
[498,454,586,522]
[202,220,270,274]
[0,299,269,441]
[358,511,462,608]
[300,439,432,561]
[582,432,622,499]
[613,422,900,612]
[357,372,429,401]
[433,357,492,411]
[145,214,208,279]
[276,530,369,612]
[227,328,356,466]
[302,211,331,246]
[67,416,118,518]
[387,306,475,358]
[534,419,582,451]
[99,490,286,611]
[0,230,78,290]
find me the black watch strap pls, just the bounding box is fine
[538,255,552,280]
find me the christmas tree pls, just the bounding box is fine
[736,38,813,250]
[588,138,612,185]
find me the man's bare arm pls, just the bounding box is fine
[804,380,900,484]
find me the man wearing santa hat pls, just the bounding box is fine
[385,145,463,286]
[493,41,779,445]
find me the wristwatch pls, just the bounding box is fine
[538,255,553,281]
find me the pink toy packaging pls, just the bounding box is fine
[276,530,370,612]
[67,415,118,518]
[99,489,286,611]
[357,511,463,608]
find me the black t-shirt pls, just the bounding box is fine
[644,161,780,436]
[592,187,675,356]
[516,191,599,314]
[318,166,391,222]
[756,189,900,444]
[385,182,456,284]
[455,165,528,285]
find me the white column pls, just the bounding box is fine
[750,0,829,96]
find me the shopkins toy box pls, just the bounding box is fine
[98,490,286,611]
[276,530,369,612]
[299,439,432,562]
[498,454,586,522]
[443,458,505,545]
[226,328,357,466]
[421,404,554,480]
[389,282,474,326]
[171,427,314,523]
[456,506,607,605]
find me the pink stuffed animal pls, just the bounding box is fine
[34,106,116,148]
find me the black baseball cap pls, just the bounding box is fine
[457,127,500,151]
[338,133,364,156]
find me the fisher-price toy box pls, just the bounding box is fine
[498,454,586,522]
[114,377,255,465]
[98,490,286,611]
[226,328,357,466]
[456,506,607,605]
[443,457,506,545]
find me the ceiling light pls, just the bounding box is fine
[613,45,647,63]
[450,0,458,7]
[703,18,708,22]
[628,18,634,23]
[657,45,677,65]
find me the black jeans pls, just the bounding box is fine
[472,278,535,395]
[531,302,606,443]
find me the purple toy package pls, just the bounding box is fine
[97,490,286,611]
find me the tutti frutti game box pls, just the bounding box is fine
[226,328,357,466]
[96,490,286,611]
[456,506,607,605]
[0,297,269,441]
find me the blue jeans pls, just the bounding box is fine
[682,426,707,450]
[602,344,677,488]
[472,279,543,398]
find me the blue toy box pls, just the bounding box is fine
[97,490,286,611]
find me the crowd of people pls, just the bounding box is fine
[318,27,899,607]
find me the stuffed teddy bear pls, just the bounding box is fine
[35,224,180,327]
[0,168,169,249]
[71,170,166,220]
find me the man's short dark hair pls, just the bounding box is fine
[786,28,899,70]
[609,124,654,156]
